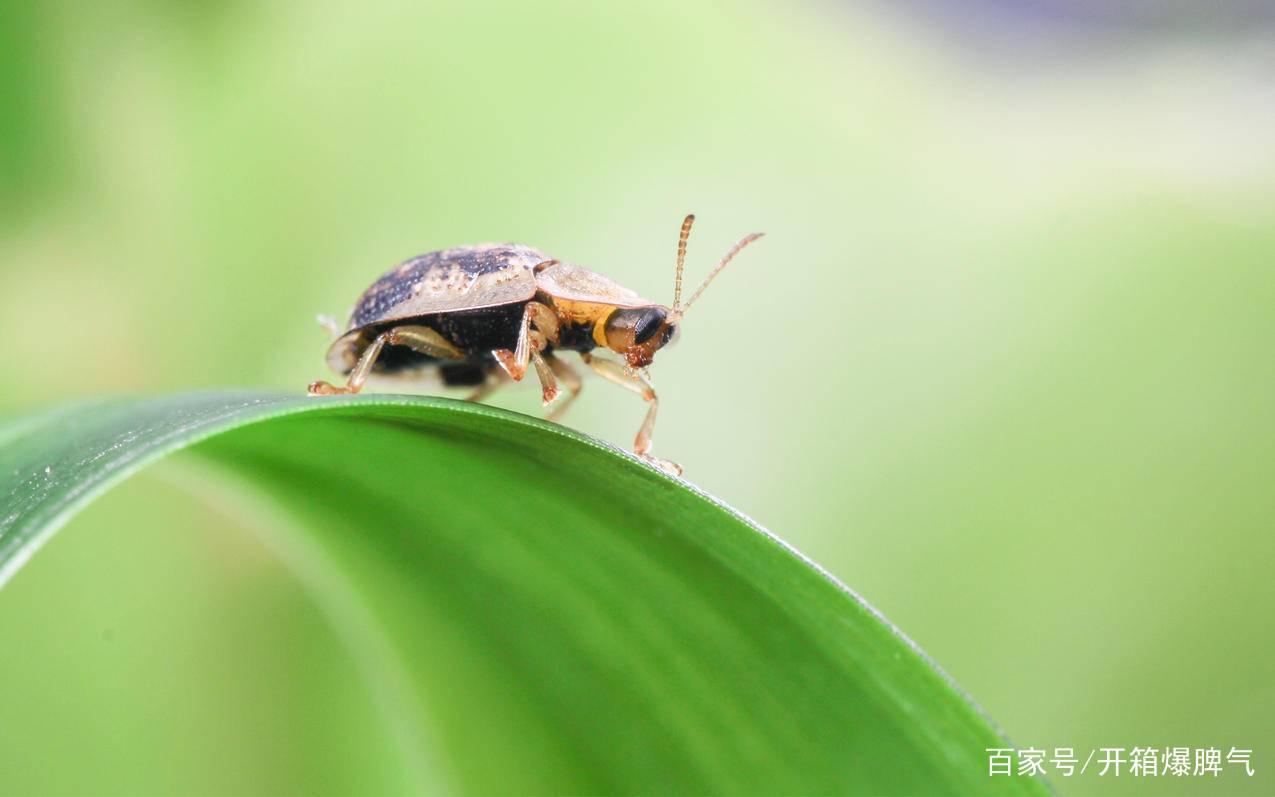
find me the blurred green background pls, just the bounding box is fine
[2,1,1272,795]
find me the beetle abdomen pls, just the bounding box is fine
[337,302,525,377]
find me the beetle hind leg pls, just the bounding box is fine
[308,324,468,397]
[385,325,465,360]
[309,331,391,395]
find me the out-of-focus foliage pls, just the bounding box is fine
[1,1,1272,795]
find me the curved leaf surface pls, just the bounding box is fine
[0,392,1043,795]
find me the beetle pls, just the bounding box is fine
[308,214,763,473]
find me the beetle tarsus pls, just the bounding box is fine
[639,453,683,477]
[308,379,357,396]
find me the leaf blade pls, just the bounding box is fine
[0,392,1045,795]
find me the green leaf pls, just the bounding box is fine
[0,392,1043,795]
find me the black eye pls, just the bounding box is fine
[633,307,666,345]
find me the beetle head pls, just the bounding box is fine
[596,215,761,370]
[600,305,679,368]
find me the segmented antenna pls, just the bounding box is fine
[674,231,765,319]
[672,214,695,312]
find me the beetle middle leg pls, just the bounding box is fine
[309,331,392,395]
[464,370,509,403]
[579,352,681,475]
[492,302,562,405]
[544,352,582,422]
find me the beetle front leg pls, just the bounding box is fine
[309,331,391,395]
[492,302,561,404]
[580,352,680,475]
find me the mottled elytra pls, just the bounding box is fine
[309,215,764,473]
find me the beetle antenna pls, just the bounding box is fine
[672,231,765,320]
[672,213,695,312]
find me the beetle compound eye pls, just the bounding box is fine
[633,307,667,345]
